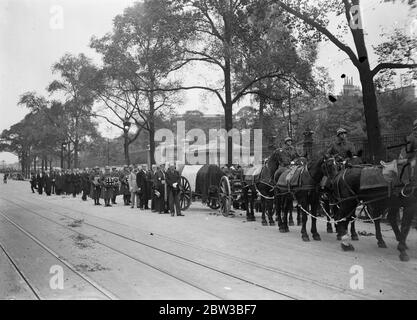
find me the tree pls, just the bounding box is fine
[270,0,417,162]
[47,53,97,168]
[90,0,189,165]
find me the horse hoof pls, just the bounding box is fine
[341,243,355,251]
[337,234,342,241]
[397,243,408,252]
[279,228,286,233]
[262,221,268,226]
[302,235,310,242]
[269,222,275,226]
[285,227,289,233]
[289,221,294,226]
[297,221,301,226]
[399,253,410,262]
[313,234,321,241]
[378,241,387,248]
[327,228,333,234]
[351,234,359,241]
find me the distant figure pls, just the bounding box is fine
[166,163,184,217]
[3,172,8,183]
[30,172,37,192]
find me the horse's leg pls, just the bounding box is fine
[280,196,289,233]
[275,195,283,228]
[288,202,294,226]
[397,205,415,262]
[261,198,268,226]
[323,198,334,233]
[310,192,321,241]
[387,207,401,242]
[299,196,309,241]
[268,200,275,225]
[350,220,359,241]
[297,206,302,226]
[339,203,356,251]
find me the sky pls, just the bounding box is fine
[0,0,415,163]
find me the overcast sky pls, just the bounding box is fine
[0,0,415,163]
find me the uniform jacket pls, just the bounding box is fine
[128,171,138,193]
[280,145,300,166]
[166,169,181,191]
[326,139,356,159]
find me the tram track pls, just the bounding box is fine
[0,240,41,300]
[0,212,117,300]
[0,194,374,299]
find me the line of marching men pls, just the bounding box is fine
[29,162,184,216]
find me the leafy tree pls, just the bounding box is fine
[270,0,417,162]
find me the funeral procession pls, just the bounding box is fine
[1,0,417,304]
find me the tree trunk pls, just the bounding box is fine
[33,156,37,172]
[148,94,156,166]
[74,138,79,168]
[67,142,71,169]
[349,11,384,162]
[124,133,130,165]
[223,2,233,166]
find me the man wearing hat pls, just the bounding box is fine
[326,128,356,160]
[280,136,300,167]
[119,165,131,205]
[136,164,149,210]
[154,164,167,214]
[90,166,102,205]
[166,162,184,216]
[44,170,52,196]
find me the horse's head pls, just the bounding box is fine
[322,155,339,179]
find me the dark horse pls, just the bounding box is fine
[327,159,417,261]
[258,150,326,240]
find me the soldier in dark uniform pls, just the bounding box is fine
[64,170,72,196]
[101,166,114,207]
[119,165,131,206]
[44,170,52,196]
[136,164,149,210]
[111,166,119,205]
[326,128,356,160]
[90,166,102,205]
[274,137,300,179]
[30,172,37,193]
[166,163,184,216]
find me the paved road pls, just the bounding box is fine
[1,175,416,300]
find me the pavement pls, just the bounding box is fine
[0,175,416,300]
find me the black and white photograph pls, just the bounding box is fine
[0,0,417,306]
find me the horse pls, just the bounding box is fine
[256,164,276,226]
[275,156,327,241]
[326,158,417,261]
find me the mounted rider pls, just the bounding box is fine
[326,128,356,162]
[272,136,300,182]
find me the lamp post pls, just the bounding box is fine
[123,118,132,165]
[146,144,151,168]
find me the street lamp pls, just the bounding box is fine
[61,141,67,169]
[123,118,132,165]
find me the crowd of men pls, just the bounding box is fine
[29,163,184,216]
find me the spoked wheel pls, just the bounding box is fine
[219,176,232,217]
[179,176,192,211]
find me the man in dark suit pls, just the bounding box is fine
[166,163,184,217]
[44,170,52,196]
[51,170,56,194]
[81,168,90,201]
[136,164,149,210]
[36,170,45,195]
[30,172,37,193]
[55,169,63,195]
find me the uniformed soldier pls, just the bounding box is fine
[90,166,102,205]
[111,166,119,204]
[36,170,44,195]
[44,170,52,196]
[150,164,157,211]
[166,163,184,216]
[136,164,149,210]
[101,166,114,207]
[326,128,356,160]
[55,168,63,196]
[280,137,300,166]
